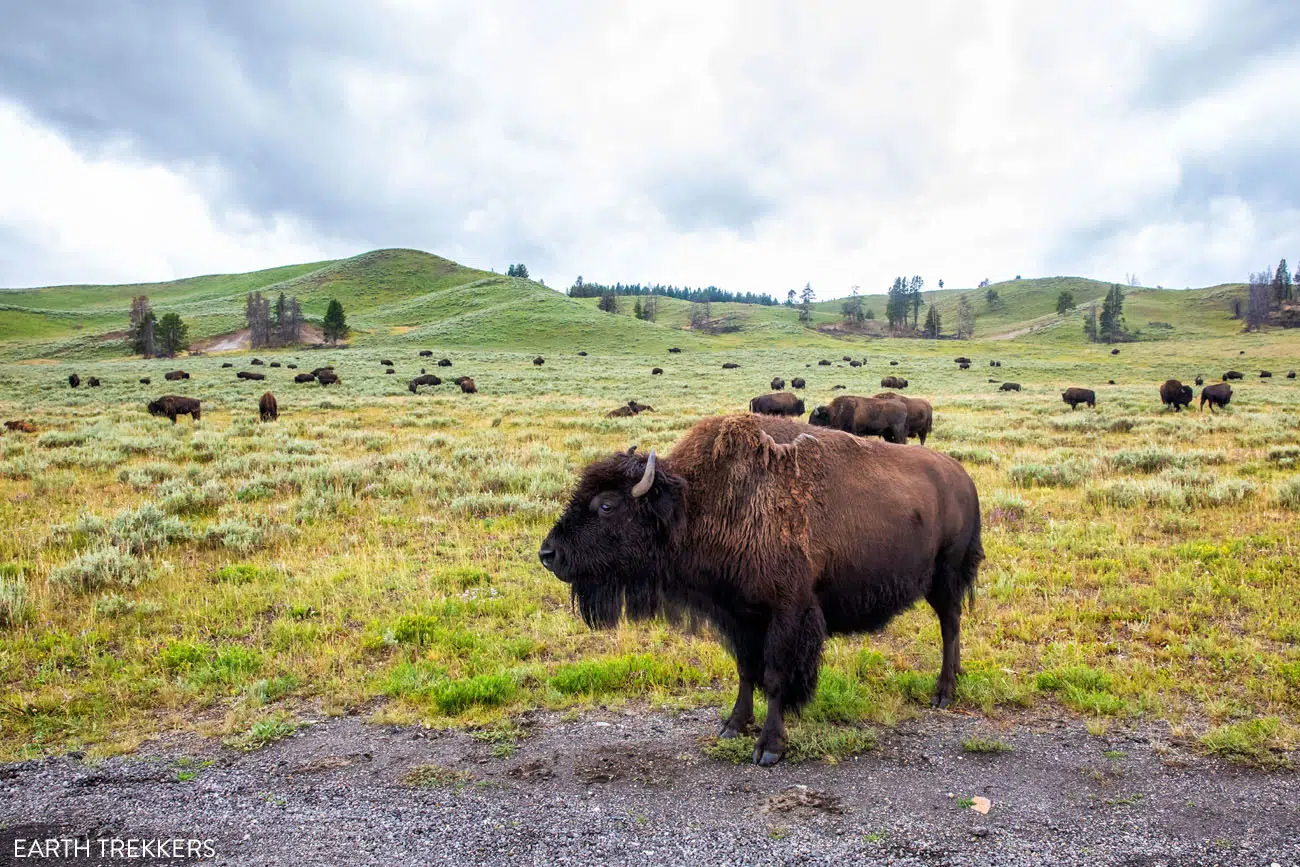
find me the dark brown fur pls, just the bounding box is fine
[879,375,908,390]
[316,370,340,386]
[1224,370,1244,380]
[1200,382,1232,412]
[4,420,36,433]
[1061,387,1095,409]
[237,371,265,380]
[809,395,908,444]
[455,377,477,394]
[534,356,545,365]
[749,393,805,417]
[605,400,654,418]
[164,370,189,381]
[874,393,933,445]
[148,395,201,424]
[791,378,805,389]
[408,374,442,393]
[722,363,740,370]
[652,368,663,375]
[954,357,971,364]
[438,359,453,367]
[999,382,1021,392]
[294,373,315,383]
[539,414,982,765]
[770,378,784,390]
[259,392,278,422]
[1160,379,1194,411]
[251,358,264,365]
[139,378,150,384]
[419,350,433,357]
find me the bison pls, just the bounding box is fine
[147,395,201,424]
[749,393,805,417]
[889,361,899,366]
[791,378,805,389]
[880,375,908,389]
[538,414,982,765]
[1111,348,1120,355]
[310,366,334,377]
[259,392,278,422]
[1200,382,1232,412]
[809,395,908,444]
[419,350,433,357]
[831,384,846,390]
[954,357,971,364]
[1260,370,1273,378]
[770,378,785,391]
[221,362,233,368]
[578,351,588,356]
[381,359,394,366]
[1224,370,1244,380]
[1061,387,1096,409]
[237,371,265,381]
[286,364,298,370]
[989,360,1002,368]
[270,362,281,368]
[139,377,151,385]
[958,363,970,370]
[1195,375,1204,385]
[87,377,101,387]
[722,363,740,370]
[999,382,1021,392]
[652,368,664,376]
[438,358,453,367]
[164,370,189,381]
[533,356,545,366]
[668,347,681,353]
[874,393,933,445]
[385,368,395,374]
[842,356,852,362]
[455,376,477,394]
[4,420,36,433]
[1160,379,1194,411]
[605,400,654,418]
[1289,371,1297,379]
[68,373,80,388]
[294,373,315,383]
[316,370,340,386]
[818,360,832,366]
[251,358,264,366]
[408,374,442,393]
[849,360,862,368]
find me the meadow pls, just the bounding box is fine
[1,327,1298,768]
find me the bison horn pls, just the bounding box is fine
[631,449,656,497]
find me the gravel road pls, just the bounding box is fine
[2,707,1296,866]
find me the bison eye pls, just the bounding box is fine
[599,502,613,514]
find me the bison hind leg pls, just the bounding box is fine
[927,535,983,708]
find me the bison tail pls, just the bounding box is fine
[962,533,984,614]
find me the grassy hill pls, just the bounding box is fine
[0,250,1259,359]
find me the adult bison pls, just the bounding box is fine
[164,370,189,381]
[408,374,442,393]
[87,377,101,387]
[380,359,393,367]
[237,371,265,381]
[749,393,806,417]
[68,373,80,388]
[880,375,908,389]
[809,395,908,444]
[874,392,933,445]
[818,360,832,366]
[294,373,316,383]
[722,362,740,370]
[850,361,862,368]
[652,368,664,376]
[533,356,545,366]
[438,358,453,367]
[259,392,278,422]
[999,382,1021,392]
[668,347,681,353]
[221,363,233,368]
[286,364,297,369]
[791,378,805,389]
[958,363,970,370]
[578,351,588,357]
[1223,370,1244,380]
[1200,382,1232,412]
[385,368,395,374]
[454,376,477,394]
[770,377,785,390]
[139,377,151,385]
[1160,379,1194,411]
[419,350,433,357]
[889,361,899,366]
[954,357,971,365]
[270,362,281,368]
[538,414,983,765]
[842,356,852,362]
[147,395,201,424]
[251,358,264,366]
[4,420,36,433]
[1260,370,1273,378]
[310,366,334,377]
[316,370,340,386]
[1111,348,1120,355]
[1061,387,1096,409]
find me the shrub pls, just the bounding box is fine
[49,547,151,592]
[1008,459,1091,488]
[0,571,32,628]
[157,478,227,515]
[1273,476,1300,509]
[1109,448,1176,473]
[93,593,160,618]
[110,503,190,553]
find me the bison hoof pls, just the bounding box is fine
[718,725,741,740]
[931,689,954,709]
[753,748,783,767]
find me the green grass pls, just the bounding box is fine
[962,736,1013,754]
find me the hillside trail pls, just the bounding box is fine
[2,706,1296,866]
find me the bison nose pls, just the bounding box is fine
[538,543,557,571]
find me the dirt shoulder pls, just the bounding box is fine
[1,708,1296,866]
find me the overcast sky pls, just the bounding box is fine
[2,1,1298,296]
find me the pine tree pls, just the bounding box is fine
[273,293,287,345]
[598,293,616,313]
[798,282,815,325]
[128,296,156,357]
[322,299,349,344]
[1056,290,1075,314]
[284,297,303,345]
[786,289,796,307]
[1099,284,1125,342]
[156,313,189,357]
[633,298,643,320]
[886,277,909,328]
[1247,269,1271,330]
[1273,258,1292,305]
[924,304,941,338]
[245,292,271,349]
[909,276,924,328]
[956,294,975,339]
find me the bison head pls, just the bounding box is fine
[808,405,831,426]
[539,447,684,629]
[146,399,165,416]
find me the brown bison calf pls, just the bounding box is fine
[4,420,36,433]
[605,400,654,418]
[809,395,908,444]
[874,392,933,445]
[259,392,278,422]
[749,392,806,417]
[148,395,201,424]
[1160,379,1194,411]
[1200,382,1232,412]
[454,376,477,394]
[1061,387,1096,409]
[539,414,982,765]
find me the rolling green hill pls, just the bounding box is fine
[0,249,1260,359]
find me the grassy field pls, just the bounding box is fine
[1,319,1298,767]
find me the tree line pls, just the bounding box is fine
[570,276,778,306]
[125,292,350,357]
[1244,258,1294,330]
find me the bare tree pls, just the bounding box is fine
[128,295,156,357]
[1246,269,1272,331]
[246,292,271,348]
[956,294,975,339]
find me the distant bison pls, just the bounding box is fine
[1200,382,1232,412]
[1110,348,1120,355]
[438,358,452,367]
[849,360,861,368]
[1194,375,1204,385]
[164,370,189,381]
[1223,370,1244,380]
[1061,387,1096,409]
[385,368,395,375]
[221,362,233,368]
[409,374,442,393]
[4,420,36,433]
[310,367,334,377]
[954,357,971,364]
[749,392,806,417]
[1108,379,1116,385]
[874,392,933,445]
[294,373,316,384]
[1160,379,1194,411]
[68,373,80,388]
[880,375,908,389]
[999,382,1021,392]
[1260,370,1273,378]
[989,360,1001,367]
[842,356,851,362]
[419,350,433,357]
[652,368,664,376]
[958,363,970,370]
[889,361,899,366]
[809,395,908,444]
[668,347,681,353]
[316,370,340,386]
[533,356,545,366]
[771,377,785,390]
[270,362,281,368]
[251,358,264,366]
[237,371,265,381]
[818,360,832,366]
[791,378,805,389]
[578,351,588,356]
[606,400,654,418]
[830,384,846,390]
[722,363,740,370]
[286,364,298,369]
[381,359,393,366]
[454,376,477,394]
[139,377,150,385]
[87,377,101,387]
[1288,370,1297,379]
[148,395,201,424]
[259,392,278,422]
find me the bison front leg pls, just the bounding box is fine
[720,633,763,739]
[754,602,827,766]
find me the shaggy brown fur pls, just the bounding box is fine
[148,395,201,424]
[652,368,663,375]
[237,371,265,381]
[1061,387,1095,409]
[874,392,933,445]
[455,377,477,394]
[408,373,442,393]
[880,375,908,389]
[1159,379,1194,411]
[4,420,36,433]
[770,378,785,391]
[1200,382,1232,412]
[533,356,545,365]
[259,392,278,422]
[999,382,1021,392]
[316,370,340,386]
[809,395,908,444]
[791,378,805,389]
[1223,370,1244,380]
[68,374,80,388]
[749,392,805,417]
[163,370,189,381]
[293,373,316,384]
[540,414,982,766]
[605,400,654,418]
[419,350,433,357]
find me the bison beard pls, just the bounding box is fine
[540,414,982,767]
